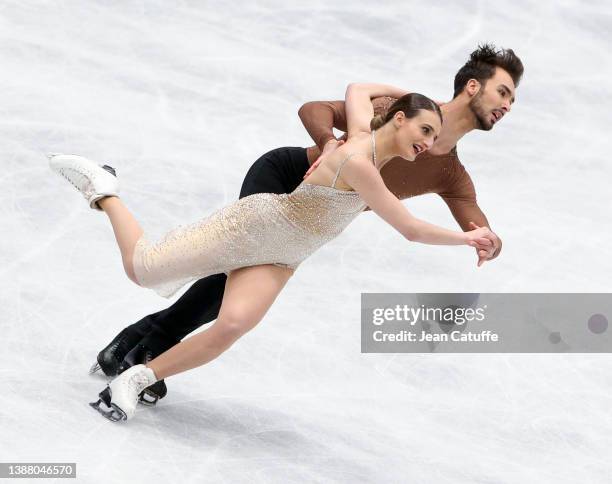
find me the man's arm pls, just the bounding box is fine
[298,100,346,151]
[439,162,502,261]
[298,96,399,152]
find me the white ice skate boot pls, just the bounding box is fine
[48,153,119,210]
[89,364,158,422]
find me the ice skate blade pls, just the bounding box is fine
[101,165,116,176]
[138,391,159,407]
[89,387,127,422]
[89,399,126,422]
[89,362,101,374]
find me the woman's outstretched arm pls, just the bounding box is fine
[341,155,494,249]
[345,83,408,138]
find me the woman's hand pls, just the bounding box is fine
[303,139,345,179]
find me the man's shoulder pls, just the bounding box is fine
[425,147,475,194]
[422,146,462,165]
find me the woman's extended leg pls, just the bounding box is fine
[147,263,294,379]
[97,196,143,283]
[48,154,143,282]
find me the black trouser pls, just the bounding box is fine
[124,147,310,355]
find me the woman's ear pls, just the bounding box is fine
[393,110,405,128]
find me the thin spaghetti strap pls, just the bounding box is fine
[331,153,364,188]
[331,130,377,188]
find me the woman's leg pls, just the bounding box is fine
[147,264,294,380]
[97,196,143,283]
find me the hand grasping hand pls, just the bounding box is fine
[467,221,500,267]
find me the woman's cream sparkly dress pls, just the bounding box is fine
[133,150,373,298]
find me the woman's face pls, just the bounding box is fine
[394,109,442,161]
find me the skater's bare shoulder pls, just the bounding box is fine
[340,153,385,195]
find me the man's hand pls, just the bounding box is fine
[303,138,345,179]
[468,221,500,267]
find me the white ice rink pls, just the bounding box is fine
[1,1,612,482]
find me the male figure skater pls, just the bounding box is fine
[90,44,523,404]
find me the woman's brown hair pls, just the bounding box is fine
[371,93,442,130]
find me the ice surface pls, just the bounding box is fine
[1,1,611,483]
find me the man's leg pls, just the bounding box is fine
[93,273,228,376]
[126,274,227,358]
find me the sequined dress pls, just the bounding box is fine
[132,152,371,298]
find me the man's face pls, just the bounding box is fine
[469,67,516,131]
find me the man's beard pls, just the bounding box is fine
[469,91,493,131]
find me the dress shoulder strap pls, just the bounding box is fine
[331,152,367,188]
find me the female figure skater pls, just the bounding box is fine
[49,83,494,421]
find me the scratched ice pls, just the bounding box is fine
[1,1,611,483]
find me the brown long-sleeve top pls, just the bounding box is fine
[298,97,501,258]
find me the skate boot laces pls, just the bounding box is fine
[57,164,116,199]
[58,167,94,198]
[126,370,153,395]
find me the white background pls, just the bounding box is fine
[1,1,611,482]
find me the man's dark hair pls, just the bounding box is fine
[453,43,524,98]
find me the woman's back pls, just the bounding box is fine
[301,133,373,192]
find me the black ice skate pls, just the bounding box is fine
[89,327,144,376]
[119,343,168,406]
